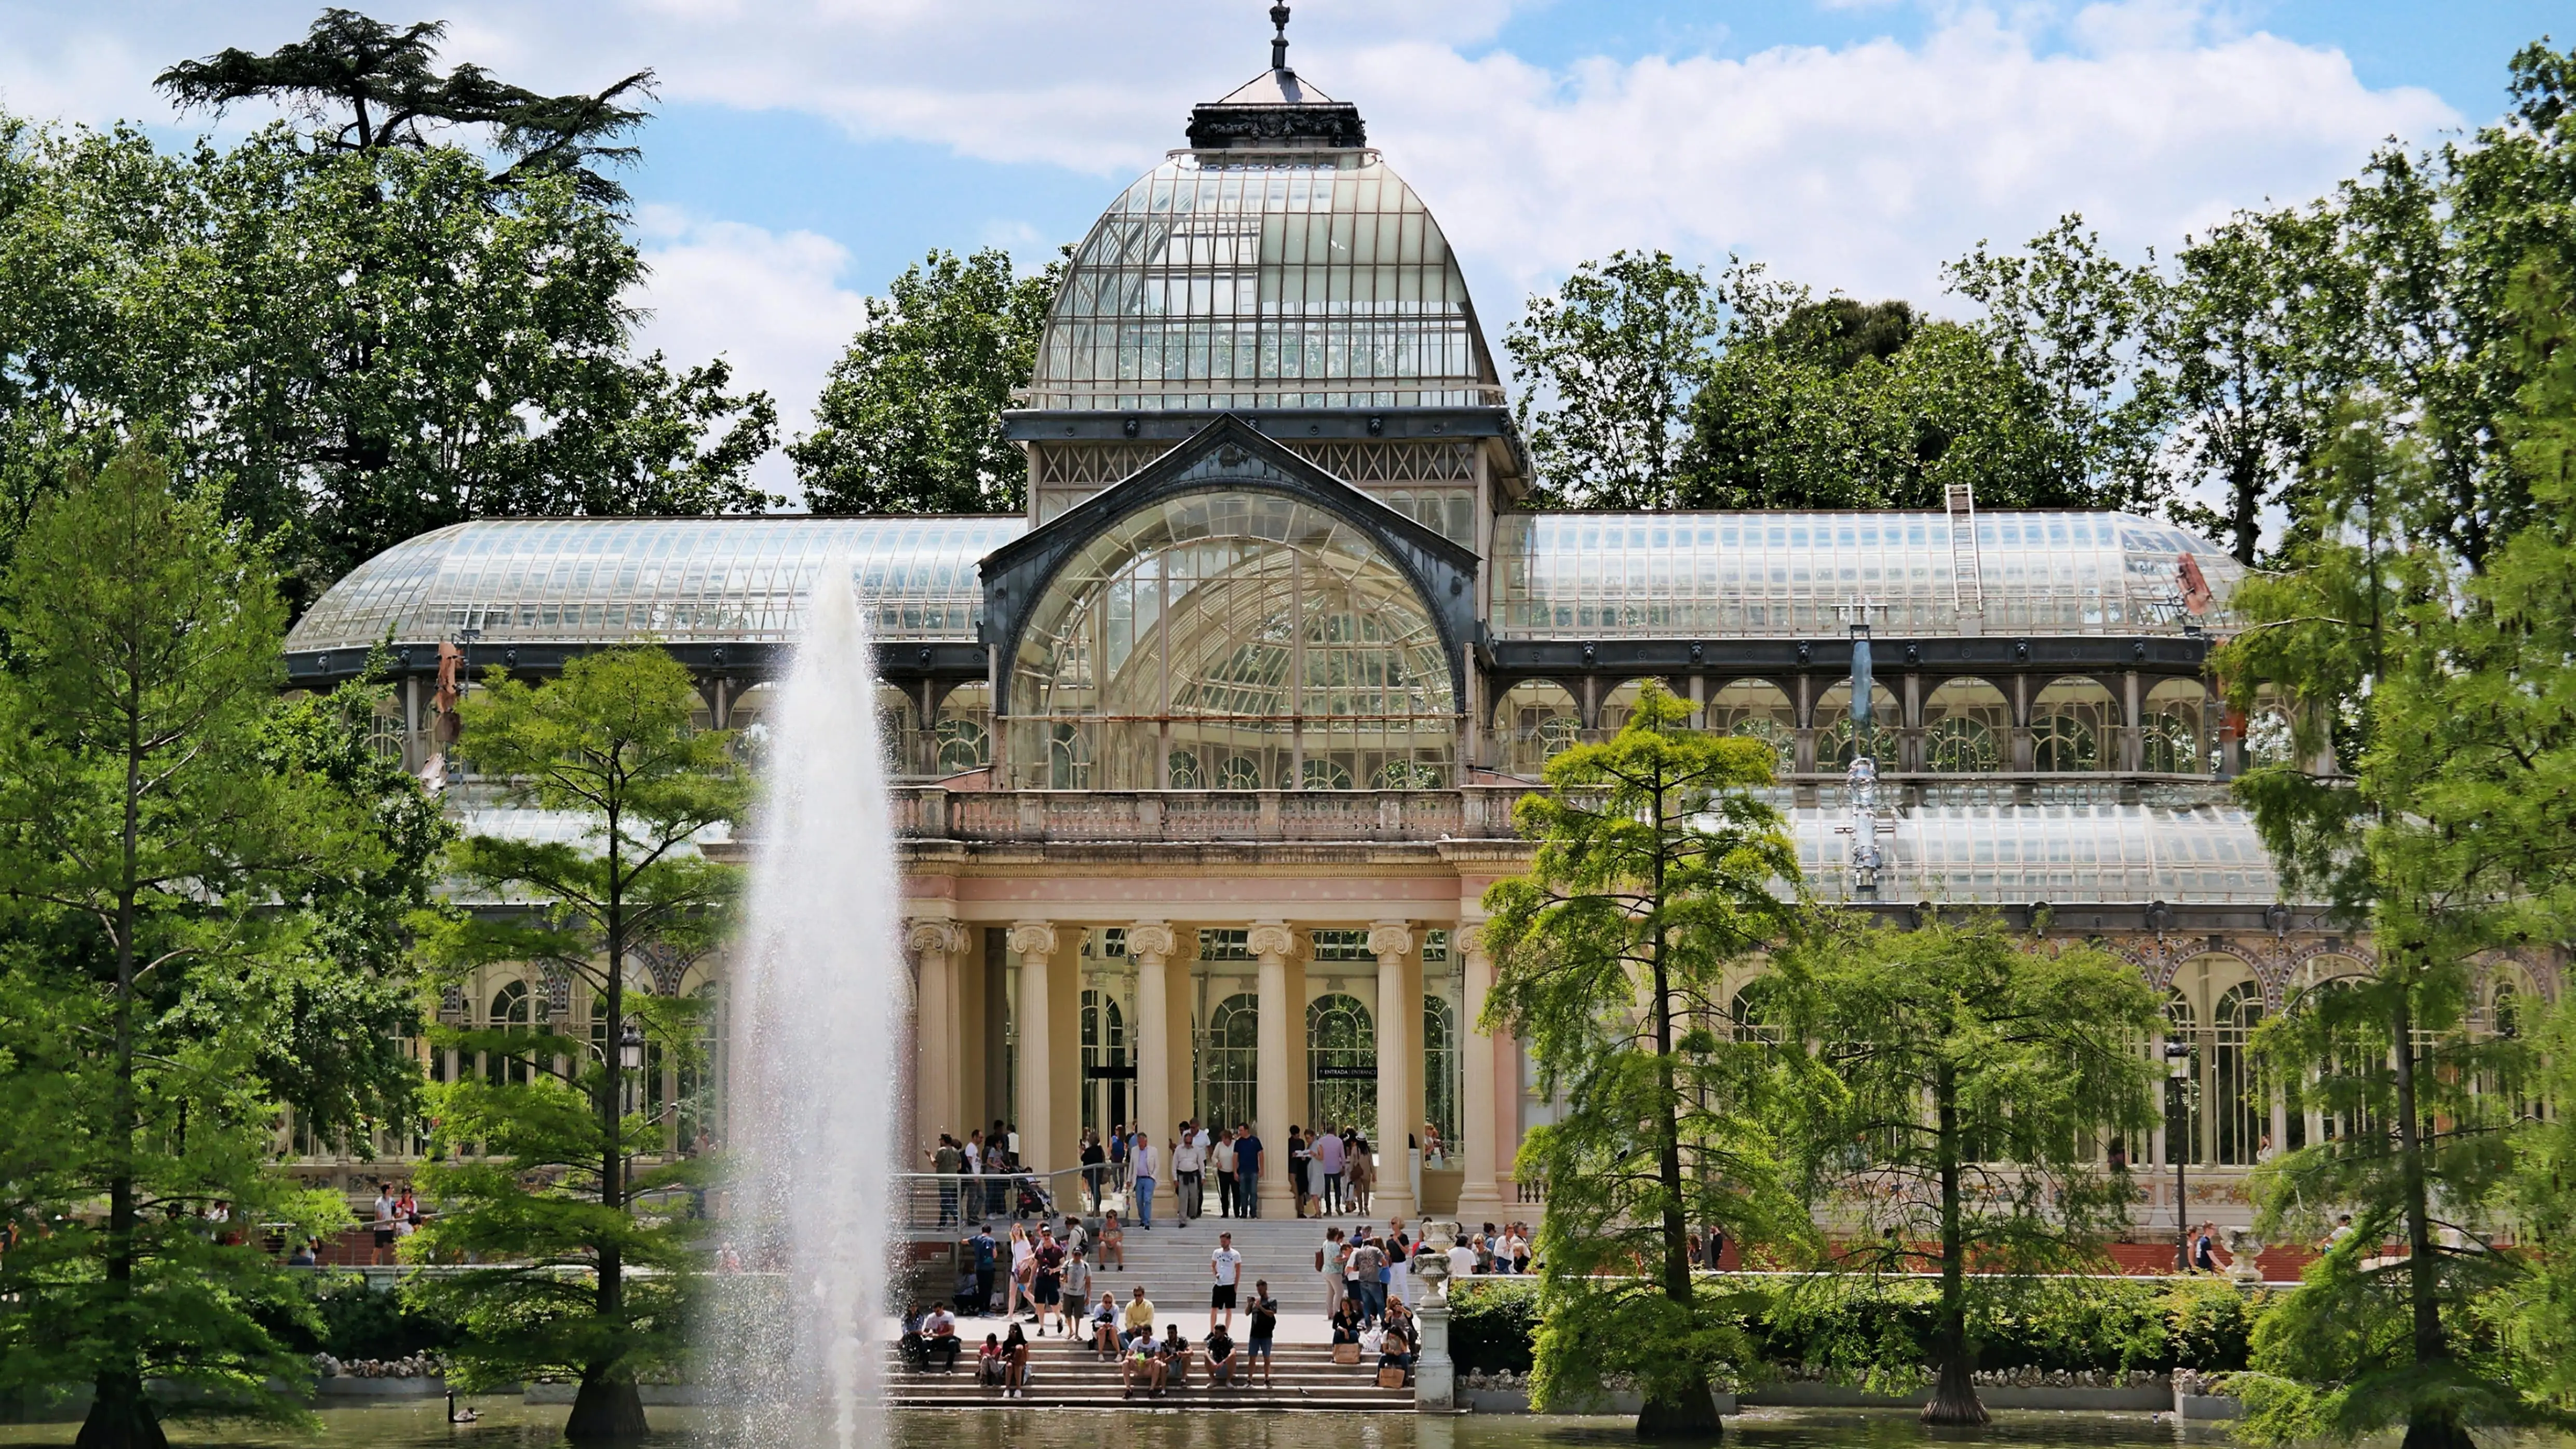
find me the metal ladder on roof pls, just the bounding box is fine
[1945,482,1984,634]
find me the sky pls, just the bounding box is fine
[0,1,2560,495]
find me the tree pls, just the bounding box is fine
[790,246,1058,514]
[1479,683,1809,1436]
[2151,205,2361,565]
[1775,915,2162,1426]
[409,645,745,1442]
[2209,269,2576,1449]
[157,8,656,205]
[1507,250,1723,508]
[0,445,419,1449]
[1947,215,2174,514]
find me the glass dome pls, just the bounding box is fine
[285,516,1023,656]
[1491,511,2244,639]
[1024,152,1501,413]
[1787,801,2278,905]
[1008,491,1456,790]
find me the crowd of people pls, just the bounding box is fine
[901,1264,1287,1399]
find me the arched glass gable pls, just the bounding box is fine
[1008,491,1456,790]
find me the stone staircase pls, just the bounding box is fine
[882,1339,1410,1411]
[1058,1208,1344,1317]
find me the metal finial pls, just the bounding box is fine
[1271,4,1291,70]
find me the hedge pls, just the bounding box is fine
[1447,1274,2269,1379]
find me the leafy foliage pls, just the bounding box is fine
[1507,250,1723,509]
[0,445,427,1445]
[1480,683,1809,1428]
[1776,916,2162,1423]
[790,246,1060,514]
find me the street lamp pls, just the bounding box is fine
[2165,1038,2195,1271]
[619,1021,645,1072]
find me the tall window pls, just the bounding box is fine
[1495,680,1580,779]
[1198,993,1259,1131]
[1081,987,1130,1137]
[2214,983,2265,1164]
[2140,679,2210,774]
[2162,992,2201,1166]
[1306,993,1376,1138]
[488,981,532,1086]
[1423,995,1460,1150]
[677,983,723,1153]
[1729,977,1784,1044]
[935,682,992,774]
[1815,681,1899,769]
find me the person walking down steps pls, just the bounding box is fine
[1131,1133,1159,1230]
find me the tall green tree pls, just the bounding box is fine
[0,446,424,1449]
[410,645,745,1442]
[1507,250,1724,508]
[2210,270,2576,1447]
[1479,683,1808,1437]
[1775,915,2161,1426]
[790,246,1059,514]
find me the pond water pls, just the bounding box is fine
[0,1403,2251,1449]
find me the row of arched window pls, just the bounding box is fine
[1495,675,2220,779]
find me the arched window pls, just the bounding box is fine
[1730,977,1784,1044]
[1306,993,1377,1139]
[2214,983,2265,1165]
[2141,679,2210,775]
[1009,493,1457,791]
[2243,686,2299,768]
[726,681,777,768]
[935,682,992,774]
[1197,993,1259,1132]
[1301,758,1355,791]
[677,982,723,1152]
[2162,991,2201,1167]
[488,981,532,1087]
[1705,679,1796,775]
[1598,678,1678,737]
[1815,681,1899,770]
[2032,676,2116,771]
[876,682,922,776]
[1423,995,1460,1149]
[1494,680,1580,780]
[1921,679,2009,773]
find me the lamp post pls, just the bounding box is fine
[619,1020,645,1113]
[2165,1038,2195,1271]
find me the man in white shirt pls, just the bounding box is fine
[1209,1231,1244,1330]
[1171,1123,1204,1225]
[1447,1236,1477,1283]
[1132,1135,1159,1230]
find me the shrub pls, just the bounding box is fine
[1450,1278,1543,1373]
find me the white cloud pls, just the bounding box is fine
[630,209,873,504]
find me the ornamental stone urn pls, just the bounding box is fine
[1414,1220,1458,1408]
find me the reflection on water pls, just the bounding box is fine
[0,1403,2251,1449]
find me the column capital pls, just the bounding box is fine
[1124,921,1179,963]
[1007,921,1060,959]
[906,918,966,957]
[1455,924,1487,958]
[1247,921,1298,961]
[1367,920,1416,960]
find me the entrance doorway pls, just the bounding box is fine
[1080,985,1134,1139]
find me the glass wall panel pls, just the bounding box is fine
[2032,676,2118,771]
[1493,680,1579,780]
[1008,492,1455,789]
[1705,679,1796,776]
[2214,983,2266,1165]
[1815,681,1900,769]
[935,682,993,774]
[1307,993,1376,1139]
[1197,992,1259,1132]
[2141,679,2211,774]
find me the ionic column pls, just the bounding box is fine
[1370,919,1419,1221]
[906,919,966,1157]
[1248,921,1298,1216]
[1007,922,1059,1175]
[1126,922,1179,1154]
[1454,926,1506,1221]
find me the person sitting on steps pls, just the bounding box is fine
[1157,1324,1193,1391]
[1122,1334,1165,1399]
[1205,1322,1237,1388]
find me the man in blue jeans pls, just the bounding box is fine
[1132,1133,1159,1230]
[1232,1123,1262,1217]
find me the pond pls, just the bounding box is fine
[0,1404,2255,1449]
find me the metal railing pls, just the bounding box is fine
[894,1168,1109,1238]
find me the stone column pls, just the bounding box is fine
[1370,919,1419,1221]
[1249,921,1298,1217]
[906,919,966,1157]
[1125,922,1179,1157]
[1007,922,1059,1175]
[1454,926,1506,1222]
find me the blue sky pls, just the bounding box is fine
[0,1,2556,488]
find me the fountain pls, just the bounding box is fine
[711,557,906,1449]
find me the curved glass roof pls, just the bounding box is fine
[1024,152,1501,412]
[1789,801,2278,905]
[1492,511,2243,639]
[285,517,1023,655]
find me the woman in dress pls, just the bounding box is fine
[1099,1210,1125,1271]
[1347,1135,1374,1214]
[1384,1215,1413,1307]
[1005,1223,1035,1318]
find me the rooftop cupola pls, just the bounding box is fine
[1185,4,1366,151]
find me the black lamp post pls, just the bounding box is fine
[2165,1038,2195,1270]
